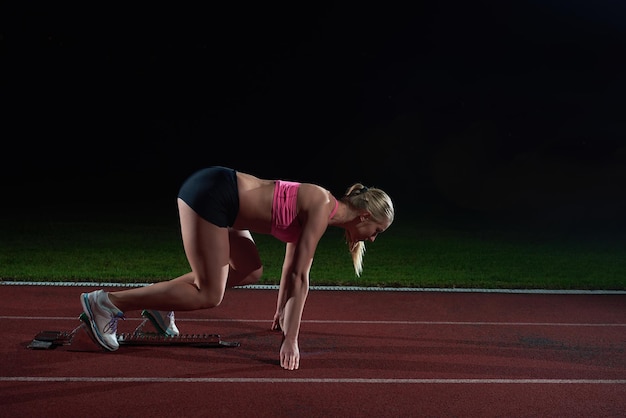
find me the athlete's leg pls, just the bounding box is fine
[226,228,263,287]
[108,199,230,312]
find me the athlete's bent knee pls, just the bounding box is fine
[241,265,263,286]
[227,264,263,287]
[251,265,263,283]
[198,289,225,309]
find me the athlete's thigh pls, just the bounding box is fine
[178,198,230,293]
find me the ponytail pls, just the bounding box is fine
[341,183,394,277]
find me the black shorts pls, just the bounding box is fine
[177,166,239,227]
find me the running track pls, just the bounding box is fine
[1,284,625,417]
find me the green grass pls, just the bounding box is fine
[1,213,624,290]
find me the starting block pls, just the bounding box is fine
[28,313,240,350]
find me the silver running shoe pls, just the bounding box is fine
[80,290,125,351]
[141,310,180,337]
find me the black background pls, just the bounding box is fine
[2,2,625,228]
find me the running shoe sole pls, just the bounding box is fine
[78,312,107,349]
[141,309,177,337]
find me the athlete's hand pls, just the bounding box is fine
[280,336,300,370]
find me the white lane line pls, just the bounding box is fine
[1,316,624,327]
[1,281,625,294]
[0,377,625,384]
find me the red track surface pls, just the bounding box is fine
[1,285,625,417]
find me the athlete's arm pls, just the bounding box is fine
[276,203,328,370]
[272,243,296,332]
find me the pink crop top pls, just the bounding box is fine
[271,180,339,243]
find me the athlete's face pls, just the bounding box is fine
[352,214,391,243]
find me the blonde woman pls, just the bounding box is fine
[80,166,394,370]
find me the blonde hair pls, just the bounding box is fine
[341,183,394,277]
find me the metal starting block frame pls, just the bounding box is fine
[28,313,240,350]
